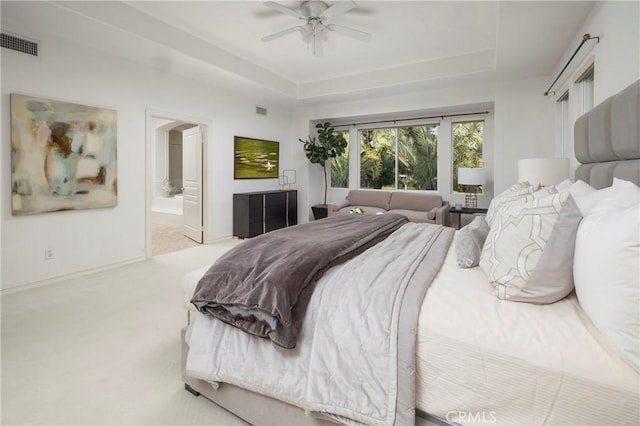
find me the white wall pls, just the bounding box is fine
[293,76,555,211]
[1,33,294,290]
[587,1,639,104]
[493,78,556,194]
[551,1,640,168]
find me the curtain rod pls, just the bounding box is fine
[339,111,489,128]
[544,33,599,96]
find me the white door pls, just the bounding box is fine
[182,126,203,243]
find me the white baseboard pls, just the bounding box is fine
[208,234,234,243]
[0,255,146,296]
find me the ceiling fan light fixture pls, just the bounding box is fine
[261,0,372,55]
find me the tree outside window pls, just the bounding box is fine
[330,130,349,188]
[359,125,438,190]
[452,121,484,193]
[398,125,438,190]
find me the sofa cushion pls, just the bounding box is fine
[337,206,387,216]
[389,191,442,212]
[347,190,391,210]
[388,209,433,223]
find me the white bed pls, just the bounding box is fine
[417,233,639,425]
[182,231,639,425]
[181,80,640,425]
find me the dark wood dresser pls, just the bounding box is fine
[233,190,298,238]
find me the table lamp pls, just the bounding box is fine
[458,168,485,208]
[518,158,570,188]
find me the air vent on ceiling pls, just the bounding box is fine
[256,106,268,116]
[1,32,39,57]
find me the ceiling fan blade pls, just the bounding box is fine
[320,0,357,19]
[263,1,305,20]
[261,26,304,42]
[327,24,372,42]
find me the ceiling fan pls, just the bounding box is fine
[261,0,372,55]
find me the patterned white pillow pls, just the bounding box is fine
[480,191,582,303]
[486,185,552,228]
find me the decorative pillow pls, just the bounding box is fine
[480,192,582,303]
[485,182,535,226]
[455,216,490,268]
[486,187,552,228]
[574,203,639,371]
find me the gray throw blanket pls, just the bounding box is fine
[191,213,408,348]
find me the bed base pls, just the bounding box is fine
[181,328,336,425]
[181,328,449,425]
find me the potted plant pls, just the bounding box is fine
[299,122,348,219]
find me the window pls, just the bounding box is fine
[452,121,484,193]
[398,125,438,190]
[359,124,438,190]
[330,130,349,188]
[359,128,396,189]
[577,64,595,113]
[557,91,570,157]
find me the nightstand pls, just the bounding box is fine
[449,206,488,229]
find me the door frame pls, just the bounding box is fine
[145,109,210,258]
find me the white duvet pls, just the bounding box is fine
[417,233,640,425]
[186,223,451,426]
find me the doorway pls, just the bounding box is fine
[145,110,209,258]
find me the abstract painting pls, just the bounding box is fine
[234,136,279,179]
[11,94,117,215]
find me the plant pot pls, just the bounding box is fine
[311,204,328,220]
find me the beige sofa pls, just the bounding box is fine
[328,190,449,225]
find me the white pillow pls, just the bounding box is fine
[554,178,573,192]
[560,180,596,214]
[480,191,582,303]
[578,178,640,216]
[574,203,640,371]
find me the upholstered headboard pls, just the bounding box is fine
[574,80,640,189]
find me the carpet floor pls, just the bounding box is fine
[151,222,200,256]
[1,241,246,425]
[1,239,437,426]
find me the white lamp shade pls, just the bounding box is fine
[518,158,570,187]
[458,168,485,186]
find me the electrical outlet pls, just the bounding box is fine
[45,248,54,260]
